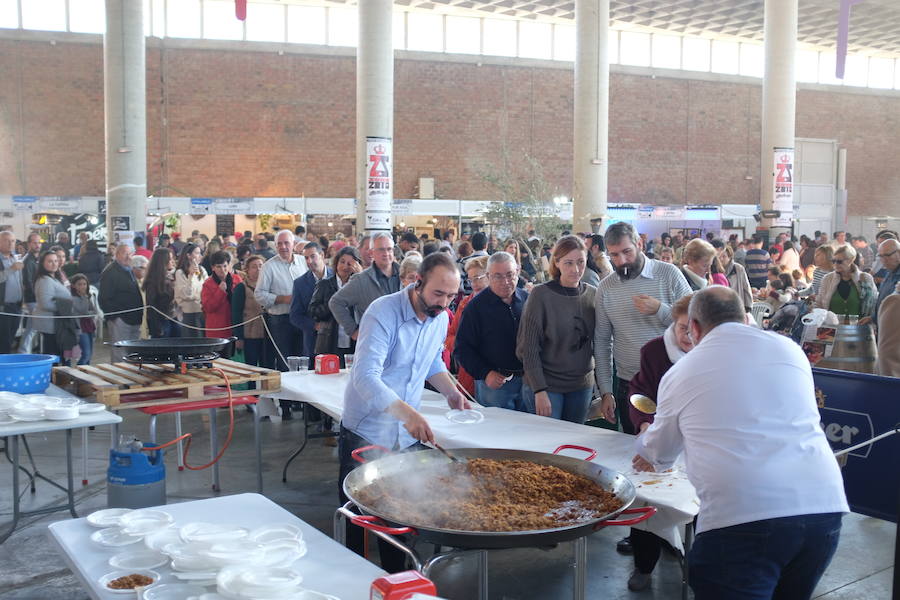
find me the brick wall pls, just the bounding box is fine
[1,37,898,216]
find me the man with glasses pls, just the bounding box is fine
[329,231,401,342]
[0,231,25,354]
[872,238,900,326]
[454,252,531,411]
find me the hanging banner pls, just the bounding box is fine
[13,196,36,211]
[214,198,254,214]
[366,137,392,229]
[38,196,81,212]
[773,148,794,227]
[190,198,213,214]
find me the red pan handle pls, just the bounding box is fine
[594,506,657,529]
[553,445,598,461]
[350,515,417,536]
[351,444,390,464]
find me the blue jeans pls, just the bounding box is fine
[476,376,533,412]
[546,387,593,423]
[689,513,842,600]
[77,332,94,365]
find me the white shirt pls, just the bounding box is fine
[635,322,848,534]
[254,254,307,315]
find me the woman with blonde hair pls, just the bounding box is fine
[517,235,596,423]
[679,239,729,290]
[446,255,489,397]
[815,244,877,321]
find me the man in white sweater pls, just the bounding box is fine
[633,287,847,600]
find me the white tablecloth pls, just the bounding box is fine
[48,493,386,600]
[270,371,699,552]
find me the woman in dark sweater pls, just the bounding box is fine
[516,235,596,423]
[308,246,362,366]
[77,240,105,286]
[625,293,694,592]
[143,248,179,338]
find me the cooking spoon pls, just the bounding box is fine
[433,443,465,464]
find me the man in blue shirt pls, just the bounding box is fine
[454,251,531,411]
[338,252,470,570]
[289,242,331,360]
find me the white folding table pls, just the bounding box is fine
[48,493,386,600]
[0,401,121,543]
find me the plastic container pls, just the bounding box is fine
[107,447,166,509]
[0,354,57,393]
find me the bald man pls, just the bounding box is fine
[873,238,900,325]
[99,243,145,362]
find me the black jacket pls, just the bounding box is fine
[23,252,39,304]
[98,262,144,325]
[78,249,106,286]
[308,275,355,355]
[454,287,529,381]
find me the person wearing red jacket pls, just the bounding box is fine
[202,250,242,347]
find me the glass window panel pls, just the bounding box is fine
[619,31,650,67]
[69,0,104,33]
[711,39,739,74]
[151,0,165,37]
[407,11,442,52]
[843,54,868,86]
[143,0,150,36]
[818,52,842,85]
[246,2,283,42]
[21,0,66,31]
[739,43,763,77]
[287,5,325,45]
[446,15,479,54]
[867,56,893,89]
[651,33,680,69]
[0,0,19,28]
[393,11,405,50]
[682,37,710,71]
[795,50,819,83]
[203,0,242,40]
[518,20,551,59]
[608,30,618,64]
[482,18,516,57]
[552,23,574,61]
[896,59,900,90]
[167,0,200,38]
[327,6,357,47]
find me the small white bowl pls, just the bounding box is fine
[44,406,80,420]
[109,549,168,570]
[142,583,207,600]
[119,509,174,536]
[98,569,160,594]
[90,527,143,548]
[86,508,133,528]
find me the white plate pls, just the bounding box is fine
[204,541,266,566]
[181,523,248,544]
[257,540,307,568]
[98,569,160,594]
[145,528,184,552]
[44,406,80,420]
[87,508,133,529]
[446,409,484,424]
[288,591,341,600]
[217,566,304,600]
[173,570,219,581]
[90,527,143,548]
[247,524,303,544]
[78,402,107,414]
[171,556,220,573]
[143,583,208,600]
[109,549,168,570]
[120,509,174,536]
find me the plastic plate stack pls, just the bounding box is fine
[85,509,337,599]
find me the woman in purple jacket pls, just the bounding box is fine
[625,293,694,592]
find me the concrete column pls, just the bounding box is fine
[760,0,797,236]
[104,0,147,242]
[573,0,610,235]
[356,0,394,234]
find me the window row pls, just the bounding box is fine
[1,0,898,90]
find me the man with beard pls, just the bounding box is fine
[594,222,691,435]
[338,252,470,571]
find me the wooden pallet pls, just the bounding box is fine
[51,359,281,410]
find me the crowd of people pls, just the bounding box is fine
[2,219,896,597]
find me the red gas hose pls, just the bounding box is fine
[141,368,237,471]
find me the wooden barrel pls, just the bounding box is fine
[817,324,878,374]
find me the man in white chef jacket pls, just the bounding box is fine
[633,286,848,600]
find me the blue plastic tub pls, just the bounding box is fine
[0,354,58,393]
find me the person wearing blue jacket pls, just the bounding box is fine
[289,242,332,360]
